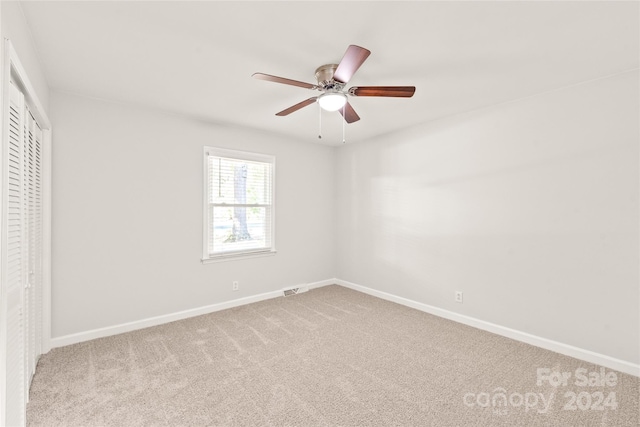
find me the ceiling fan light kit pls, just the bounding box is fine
[318,92,347,111]
[253,44,416,141]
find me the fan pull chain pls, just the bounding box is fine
[318,105,322,139]
[342,105,346,144]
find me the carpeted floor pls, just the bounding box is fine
[27,285,638,426]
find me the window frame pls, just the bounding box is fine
[202,146,276,263]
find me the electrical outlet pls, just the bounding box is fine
[455,291,463,303]
[232,281,239,291]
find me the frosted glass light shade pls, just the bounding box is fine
[318,93,347,111]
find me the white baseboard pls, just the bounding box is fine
[335,279,640,377]
[306,279,335,290]
[51,279,335,348]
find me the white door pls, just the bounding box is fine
[2,81,27,427]
[1,42,51,427]
[23,106,43,394]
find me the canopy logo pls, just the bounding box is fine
[463,389,554,416]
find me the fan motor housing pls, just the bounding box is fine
[315,64,341,89]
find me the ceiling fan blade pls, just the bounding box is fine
[349,86,416,97]
[253,73,318,90]
[339,102,360,123]
[275,97,318,116]
[333,45,371,84]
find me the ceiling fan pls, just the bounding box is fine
[252,45,416,124]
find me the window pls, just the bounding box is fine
[202,147,275,261]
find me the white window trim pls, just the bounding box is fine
[201,146,276,263]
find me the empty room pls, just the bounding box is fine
[0,1,638,426]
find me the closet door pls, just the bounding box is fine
[2,82,27,427]
[1,42,50,427]
[23,107,42,391]
[33,122,43,366]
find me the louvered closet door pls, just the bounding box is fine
[4,82,26,427]
[33,123,43,363]
[23,107,43,391]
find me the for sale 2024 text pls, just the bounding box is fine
[537,367,618,411]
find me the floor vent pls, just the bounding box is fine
[282,285,309,297]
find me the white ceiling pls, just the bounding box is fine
[20,1,639,145]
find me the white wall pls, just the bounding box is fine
[1,1,49,111]
[335,71,639,364]
[50,91,335,338]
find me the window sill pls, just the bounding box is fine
[201,250,277,264]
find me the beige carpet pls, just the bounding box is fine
[27,285,639,426]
